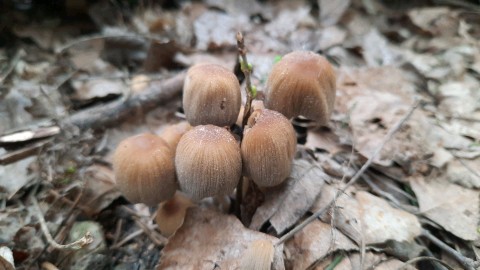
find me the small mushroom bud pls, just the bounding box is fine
[175,125,242,200]
[113,133,177,206]
[155,192,194,237]
[183,63,241,126]
[239,239,275,270]
[265,51,336,125]
[241,109,296,187]
[158,121,192,153]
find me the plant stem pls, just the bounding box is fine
[236,32,255,127]
[235,32,255,220]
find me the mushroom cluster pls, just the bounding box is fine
[112,52,336,236]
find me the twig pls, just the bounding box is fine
[398,256,454,270]
[112,223,159,248]
[236,32,255,127]
[31,195,93,250]
[55,33,169,53]
[67,71,185,130]
[276,100,419,245]
[421,229,480,270]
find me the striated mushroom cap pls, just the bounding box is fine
[159,121,192,154]
[183,64,241,127]
[265,51,336,125]
[113,133,177,206]
[175,125,242,200]
[241,109,296,187]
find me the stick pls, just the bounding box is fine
[398,256,454,270]
[421,229,480,270]
[276,100,420,245]
[31,196,93,250]
[67,71,185,130]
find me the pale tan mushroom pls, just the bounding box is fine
[113,133,177,206]
[241,109,296,187]
[265,51,336,125]
[175,125,242,200]
[183,64,241,127]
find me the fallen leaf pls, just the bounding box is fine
[311,183,363,245]
[0,246,15,270]
[336,66,432,168]
[408,7,458,37]
[70,78,124,103]
[362,29,402,67]
[357,191,421,244]
[410,176,479,241]
[285,220,357,269]
[315,252,416,270]
[194,10,249,51]
[250,159,328,234]
[446,158,480,188]
[318,0,351,27]
[0,156,35,198]
[80,164,121,215]
[157,207,284,270]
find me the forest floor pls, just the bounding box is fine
[1,0,480,269]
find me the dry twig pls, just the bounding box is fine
[31,195,93,250]
[276,100,420,245]
[68,71,185,130]
[421,229,480,270]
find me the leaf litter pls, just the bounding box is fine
[1,0,480,269]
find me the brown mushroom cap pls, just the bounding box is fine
[265,51,336,125]
[241,109,296,187]
[183,64,241,126]
[175,125,242,200]
[113,133,177,206]
[155,191,194,237]
[159,121,192,153]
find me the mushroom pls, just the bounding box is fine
[112,133,177,206]
[155,191,194,237]
[264,51,336,125]
[175,125,242,200]
[241,109,296,187]
[183,63,241,127]
[158,121,192,153]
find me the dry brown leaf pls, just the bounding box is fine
[312,185,421,245]
[410,176,479,241]
[446,158,480,188]
[305,127,343,154]
[408,7,458,37]
[70,79,123,103]
[362,29,401,67]
[0,246,15,270]
[318,0,351,27]
[335,66,431,168]
[194,10,249,51]
[250,159,328,234]
[157,207,284,270]
[285,220,357,269]
[357,191,421,244]
[0,156,35,198]
[80,164,121,215]
[311,183,362,245]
